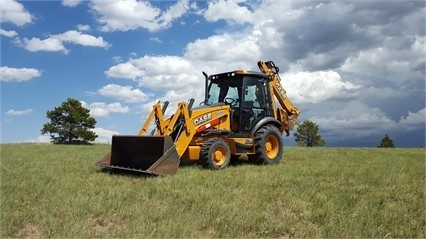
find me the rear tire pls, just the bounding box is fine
[249,125,283,165]
[200,138,231,170]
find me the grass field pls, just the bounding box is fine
[1,143,425,238]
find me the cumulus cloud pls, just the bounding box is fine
[17,37,69,53]
[91,127,119,143]
[105,55,203,92]
[0,66,41,82]
[76,24,91,31]
[0,0,32,26]
[5,108,33,116]
[185,33,261,63]
[16,30,110,54]
[90,0,190,32]
[104,22,284,103]
[281,70,362,104]
[61,0,83,7]
[98,84,151,103]
[105,61,144,80]
[81,101,130,118]
[399,108,426,132]
[55,30,109,47]
[203,0,253,24]
[0,28,17,37]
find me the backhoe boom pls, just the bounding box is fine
[258,61,300,134]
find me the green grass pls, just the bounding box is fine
[1,144,425,238]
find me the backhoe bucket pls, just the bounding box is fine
[97,135,180,176]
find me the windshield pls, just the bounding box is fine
[207,77,242,106]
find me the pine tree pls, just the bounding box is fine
[294,120,325,147]
[41,98,97,144]
[378,134,395,148]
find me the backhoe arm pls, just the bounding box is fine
[258,61,300,135]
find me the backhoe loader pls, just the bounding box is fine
[97,61,300,175]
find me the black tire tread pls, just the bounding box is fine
[250,125,283,165]
[200,138,231,169]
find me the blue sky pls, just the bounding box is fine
[1,0,425,147]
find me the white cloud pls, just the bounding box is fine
[112,56,123,63]
[281,70,361,104]
[0,66,41,82]
[77,24,91,31]
[399,108,426,132]
[36,135,51,143]
[62,0,83,7]
[185,33,261,63]
[90,0,190,32]
[16,30,110,54]
[0,28,17,37]
[203,0,253,24]
[91,127,119,143]
[149,37,162,43]
[103,24,285,110]
[54,30,110,48]
[412,36,425,52]
[105,61,144,80]
[0,0,32,26]
[105,55,203,91]
[98,84,151,103]
[104,24,276,100]
[5,108,33,116]
[18,37,69,54]
[81,101,130,118]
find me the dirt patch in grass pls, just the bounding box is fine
[17,224,43,238]
[87,215,127,235]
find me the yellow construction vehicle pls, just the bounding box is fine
[97,61,300,175]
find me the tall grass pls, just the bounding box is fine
[1,144,424,238]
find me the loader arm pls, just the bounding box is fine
[258,61,300,135]
[139,100,192,137]
[138,101,167,135]
[138,99,195,157]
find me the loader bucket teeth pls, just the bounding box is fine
[97,135,180,176]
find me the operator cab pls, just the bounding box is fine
[206,70,274,132]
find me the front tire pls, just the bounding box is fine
[200,138,231,170]
[249,125,283,164]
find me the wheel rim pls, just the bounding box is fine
[213,145,227,165]
[265,135,279,159]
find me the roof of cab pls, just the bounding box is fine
[208,70,268,81]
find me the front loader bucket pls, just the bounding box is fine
[97,135,180,176]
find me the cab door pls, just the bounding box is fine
[238,76,273,132]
